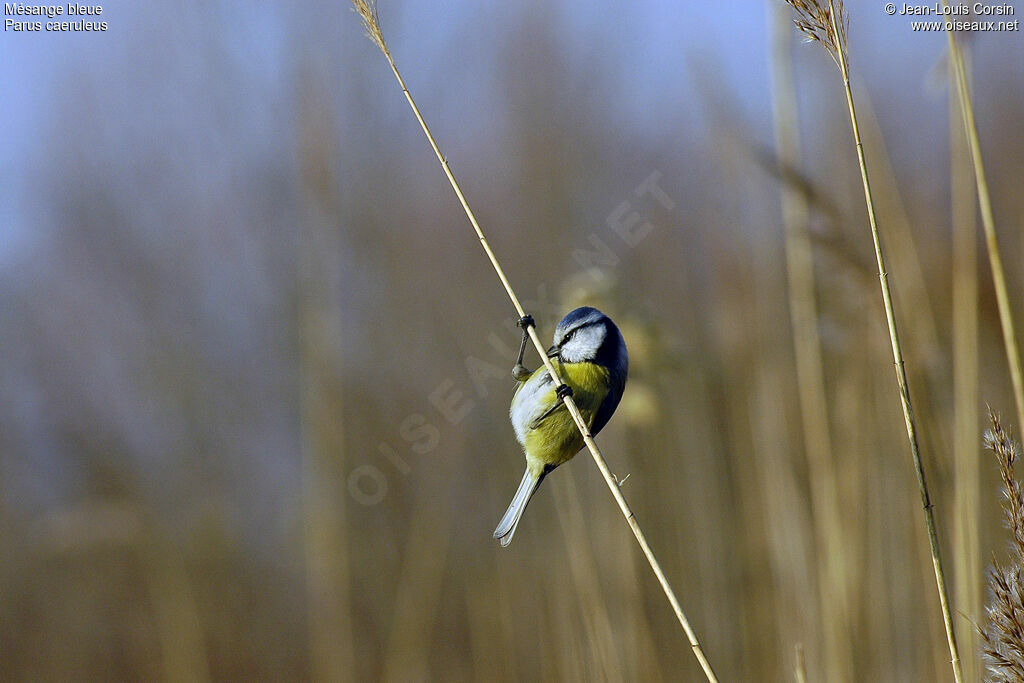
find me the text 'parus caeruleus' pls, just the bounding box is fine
[494,306,628,547]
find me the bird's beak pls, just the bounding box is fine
[546,344,560,358]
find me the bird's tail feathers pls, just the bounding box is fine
[493,467,543,547]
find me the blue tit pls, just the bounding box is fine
[493,306,628,547]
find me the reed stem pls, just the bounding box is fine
[948,41,981,683]
[941,0,1024,436]
[783,1,962,679]
[824,4,962,679]
[351,3,719,680]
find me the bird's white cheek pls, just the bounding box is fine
[561,327,603,363]
[559,341,584,363]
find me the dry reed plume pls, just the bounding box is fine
[350,1,719,680]
[787,0,848,67]
[982,411,1024,681]
[783,0,962,680]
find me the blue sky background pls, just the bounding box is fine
[3,0,1020,265]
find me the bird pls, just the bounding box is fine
[494,306,628,547]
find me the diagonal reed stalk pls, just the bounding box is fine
[941,0,1024,436]
[350,2,719,681]
[783,2,962,680]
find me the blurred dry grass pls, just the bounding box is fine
[2,2,1024,681]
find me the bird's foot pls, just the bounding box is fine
[511,314,536,381]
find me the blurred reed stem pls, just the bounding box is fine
[351,2,719,679]
[296,72,354,682]
[855,88,951,453]
[769,6,853,680]
[140,526,212,683]
[783,2,962,680]
[949,43,982,683]
[750,359,817,676]
[382,470,455,680]
[554,471,625,681]
[603,432,669,682]
[942,1,1024,437]
[795,643,808,683]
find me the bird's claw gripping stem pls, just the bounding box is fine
[512,314,535,381]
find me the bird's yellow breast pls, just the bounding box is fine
[519,361,611,475]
